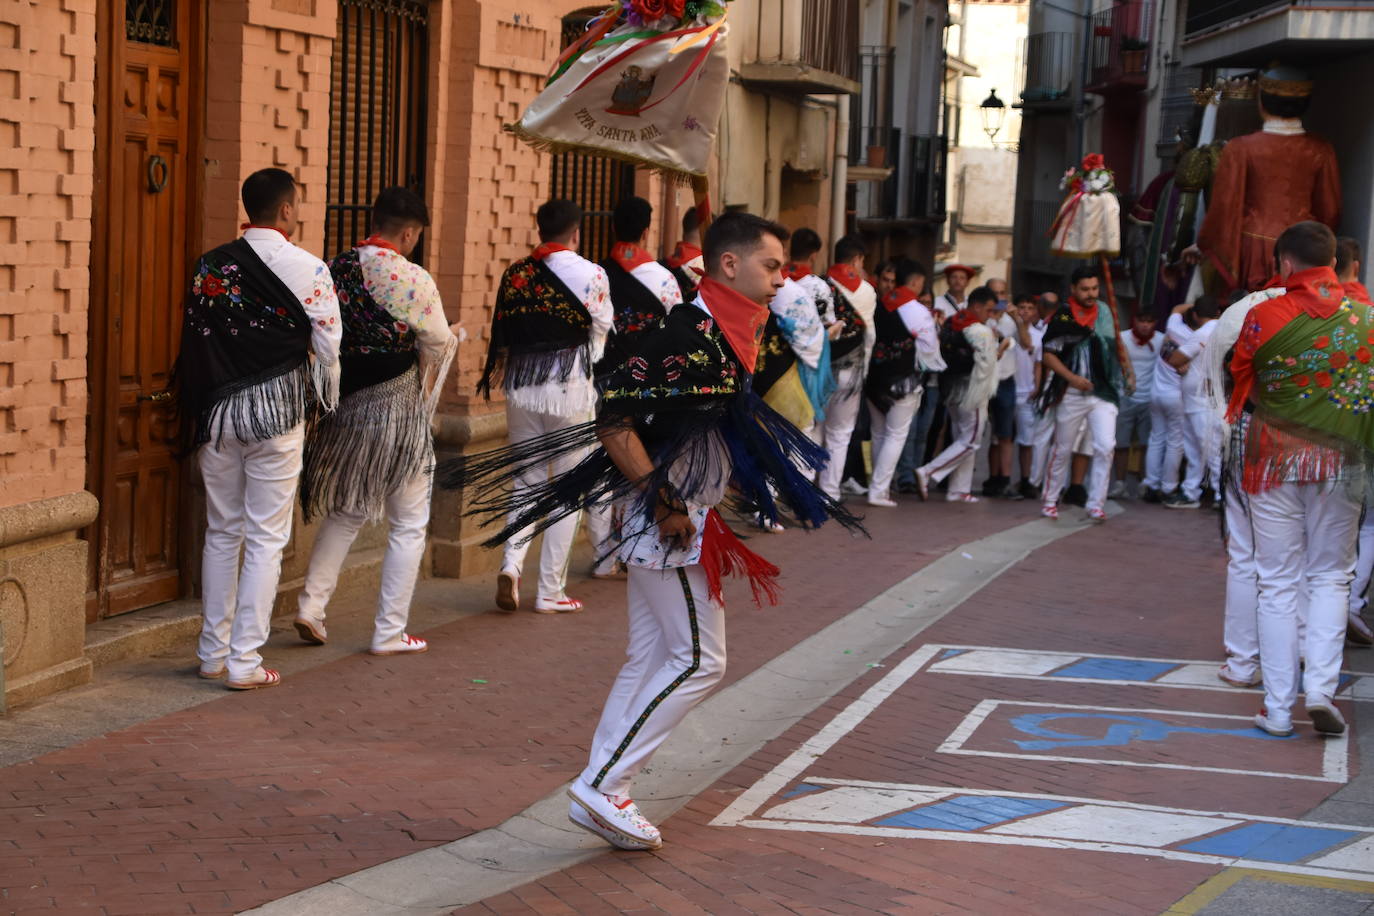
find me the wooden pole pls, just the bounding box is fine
[1100,252,1136,393]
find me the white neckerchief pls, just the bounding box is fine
[1262,118,1305,136]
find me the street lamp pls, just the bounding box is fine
[980,88,1006,144]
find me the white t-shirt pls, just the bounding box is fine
[990,312,1018,381]
[934,292,965,320]
[1153,312,1194,397]
[1014,322,1045,401]
[1179,319,1218,409]
[1119,330,1164,403]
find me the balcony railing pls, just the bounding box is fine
[849,46,894,165]
[1020,32,1076,106]
[739,0,861,95]
[1187,0,1374,36]
[908,134,947,223]
[1156,63,1204,147]
[1088,1,1153,93]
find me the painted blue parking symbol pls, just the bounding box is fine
[1008,713,1298,750]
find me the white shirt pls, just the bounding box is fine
[1179,319,1218,408]
[796,273,837,324]
[358,244,457,412]
[629,258,684,313]
[1118,329,1163,403]
[1014,322,1045,401]
[990,312,1019,381]
[507,248,614,417]
[1153,312,1194,397]
[896,299,945,373]
[242,227,342,408]
[934,292,965,320]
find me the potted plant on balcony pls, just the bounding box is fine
[1120,36,1149,75]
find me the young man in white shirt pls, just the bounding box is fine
[1166,296,1221,509]
[479,199,614,614]
[1110,311,1162,499]
[178,168,343,689]
[934,263,975,322]
[1142,303,1197,502]
[1011,294,1044,499]
[983,277,1020,498]
[813,235,877,501]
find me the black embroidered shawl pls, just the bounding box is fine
[175,238,312,452]
[477,256,591,397]
[827,281,868,365]
[864,304,920,412]
[599,258,668,373]
[330,248,419,397]
[1036,303,1125,412]
[751,312,796,397]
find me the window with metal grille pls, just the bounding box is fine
[549,8,637,264]
[325,0,430,259]
[126,0,176,46]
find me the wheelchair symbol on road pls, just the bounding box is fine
[1008,712,1296,750]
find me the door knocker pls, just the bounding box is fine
[146,154,169,194]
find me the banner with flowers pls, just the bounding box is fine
[508,1,732,178]
[1049,153,1121,258]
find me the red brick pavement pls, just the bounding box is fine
[0,497,1022,915]
[458,504,1361,916]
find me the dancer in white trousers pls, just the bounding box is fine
[916,287,1000,502]
[177,168,342,690]
[1039,266,1132,522]
[295,187,458,655]
[812,238,875,501]
[478,199,613,614]
[1228,221,1367,737]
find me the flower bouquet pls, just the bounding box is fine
[508,0,733,178]
[1049,152,1121,257]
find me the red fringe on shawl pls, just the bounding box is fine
[1240,416,1349,494]
[698,509,780,607]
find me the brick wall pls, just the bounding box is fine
[0,0,95,510]
[203,1,334,255]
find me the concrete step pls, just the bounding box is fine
[83,547,387,669]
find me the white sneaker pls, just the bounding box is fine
[1253,708,1294,737]
[534,594,585,614]
[369,634,428,656]
[841,478,866,496]
[1107,480,1127,500]
[1305,696,1347,735]
[867,495,898,508]
[567,781,662,849]
[568,801,654,850]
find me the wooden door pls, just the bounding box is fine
[88,0,201,619]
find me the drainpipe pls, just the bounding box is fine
[832,94,850,248]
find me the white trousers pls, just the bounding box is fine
[580,564,726,796]
[867,389,921,499]
[1144,389,1185,492]
[1182,408,1222,501]
[1223,487,1260,682]
[198,422,304,681]
[1029,405,1057,487]
[817,367,865,500]
[503,403,591,599]
[1251,480,1358,716]
[1350,504,1374,614]
[1044,391,1117,512]
[297,466,432,650]
[919,404,987,496]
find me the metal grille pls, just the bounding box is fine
[1021,32,1077,103]
[126,0,175,46]
[801,0,860,83]
[550,10,637,264]
[325,0,430,259]
[1157,63,1204,146]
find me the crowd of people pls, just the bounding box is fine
[177,168,1371,853]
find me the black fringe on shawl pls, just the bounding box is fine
[178,358,311,455]
[435,391,868,551]
[300,363,432,523]
[476,341,591,400]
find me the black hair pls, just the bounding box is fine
[834,234,867,265]
[370,186,430,236]
[1193,294,1221,320]
[702,211,789,273]
[790,227,823,261]
[894,258,928,289]
[536,199,583,242]
[1274,220,1336,271]
[241,168,297,224]
[1132,309,1158,322]
[682,206,700,237]
[1069,265,1098,286]
[1013,292,1036,306]
[612,196,653,243]
[967,285,997,307]
[1336,236,1363,276]
[1259,91,1310,120]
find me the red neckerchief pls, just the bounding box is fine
[1130,328,1155,350]
[1283,265,1345,319]
[949,309,982,333]
[359,235,402,255]
[611,241,655,273]
[241,223,291,241]
[697,276,769,372]
[667,241,702,269]
[1069,298,1099,328]
[782,262,812,281]
[828,263,863,294]
[532,242,572,260]
[882,287,917,312]
[1345,280,1372,306]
